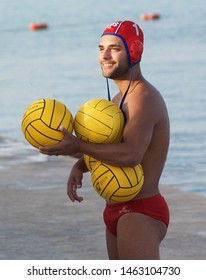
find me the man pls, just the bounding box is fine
[40,20,170,260]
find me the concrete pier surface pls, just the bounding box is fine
[0,156,205,260]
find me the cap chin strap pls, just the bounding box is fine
[106,67,133,110]
[106,77,111,101]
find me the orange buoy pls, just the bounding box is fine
[140,13,160,21]
[28,23,48,31]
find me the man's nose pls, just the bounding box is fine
[102,48,112,59]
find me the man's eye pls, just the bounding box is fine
[112,48,120,51]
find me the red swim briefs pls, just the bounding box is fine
[103,194,170,236]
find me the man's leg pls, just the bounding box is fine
[117,213,167,259]
[106,228,119,259]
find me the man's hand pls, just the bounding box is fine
[39,126,81,156]
[67,160,85,203]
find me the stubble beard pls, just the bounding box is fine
[101,62,130,80]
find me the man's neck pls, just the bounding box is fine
[113,64,143,95]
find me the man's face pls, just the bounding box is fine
[98,35,130,80]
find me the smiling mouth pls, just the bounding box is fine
[102,62,115,69]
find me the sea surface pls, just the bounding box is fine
[0,0,206,196]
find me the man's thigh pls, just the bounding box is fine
[117,213,167,259]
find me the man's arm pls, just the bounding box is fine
[39,89,157,167]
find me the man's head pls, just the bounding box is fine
[99,35,130,80]
[101,20,144,67]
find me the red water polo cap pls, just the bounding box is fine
[102,20,144,66]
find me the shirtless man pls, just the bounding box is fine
[40,20,170,260]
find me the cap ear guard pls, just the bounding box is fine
[130,39,144,64]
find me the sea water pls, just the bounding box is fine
[0,0,206,195]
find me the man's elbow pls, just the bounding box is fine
[123,155,142,168]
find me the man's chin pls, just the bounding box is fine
[102,70,115,79]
